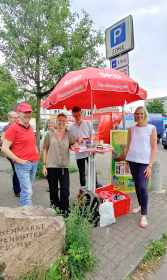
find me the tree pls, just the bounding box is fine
[146,99,166,114]
[0,66,20,120]
[0,0,104,148]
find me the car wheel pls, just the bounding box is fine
[163,145,167,149]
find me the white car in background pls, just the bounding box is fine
[0,121,8,134]
[0,121,8,150]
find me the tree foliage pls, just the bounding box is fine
[0,0,104,147]
[146,99,166,114]
[0,66,20,120]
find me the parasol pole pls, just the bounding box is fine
[87,81,96,193]
[90,80,94,139]
[122,101,126,129]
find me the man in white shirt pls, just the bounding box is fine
[69,106,101,188]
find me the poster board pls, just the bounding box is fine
[110,130,135,192]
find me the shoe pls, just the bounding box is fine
[132,206,141,214]
[14,193,20,197]
[80,186,87,192]
[62,210,70,218]
[139,215,148,228]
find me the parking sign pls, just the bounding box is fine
[110,22,126,47]
[105,15,134,59]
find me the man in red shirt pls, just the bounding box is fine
[2,103,39,206]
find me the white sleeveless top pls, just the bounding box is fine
[126,124,155,164]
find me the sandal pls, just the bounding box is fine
[132,206,141,214]
[139,215,148,228]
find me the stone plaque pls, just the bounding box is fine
[0,207,65,279]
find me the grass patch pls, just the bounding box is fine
[143,239,166,263]
[36,161,44,179]
[125,233,167,280]
[68,165,78,174]
[19,204,95,280]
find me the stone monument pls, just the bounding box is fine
[0,206,65,279]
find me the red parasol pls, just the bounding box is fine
[43,67,147,109]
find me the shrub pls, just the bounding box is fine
[19,204,96,280]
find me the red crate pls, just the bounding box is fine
[96,185,131,217]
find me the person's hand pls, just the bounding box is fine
[78,137,84,144]
[16,158,28,164]
[43,166,47,177]
[144,165,152,178]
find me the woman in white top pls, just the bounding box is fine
[126,106,157,228]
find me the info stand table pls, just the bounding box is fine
[71,146,112,193]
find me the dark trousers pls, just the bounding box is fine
[8,158,21,195]
[76,157,88,187]
[128,161,148,215]
[76,157,99,188]
[47,168,70,211]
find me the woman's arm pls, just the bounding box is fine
[42,135,49,176]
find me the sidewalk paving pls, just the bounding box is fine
[1,155,167,280]
[87,192,167,280]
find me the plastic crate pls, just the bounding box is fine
[96,185,131,217]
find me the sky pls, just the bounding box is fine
[71,0,167,100]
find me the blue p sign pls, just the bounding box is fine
[110,22,126,47]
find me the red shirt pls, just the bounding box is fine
[5,122,39,161]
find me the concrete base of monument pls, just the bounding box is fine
[0,206,65,280]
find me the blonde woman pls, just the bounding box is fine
[126,106,157,228]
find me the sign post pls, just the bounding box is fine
[105,15,134,75]
[105,15,135,128]
[106,16,135,188]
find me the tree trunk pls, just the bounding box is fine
[36,95,41,151]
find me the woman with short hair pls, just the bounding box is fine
[42,113,75,215]
[126,106,157,228]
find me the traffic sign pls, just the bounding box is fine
[110,53,129,69]
[105,15,134,59]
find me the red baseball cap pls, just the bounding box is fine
[16,102,32,113]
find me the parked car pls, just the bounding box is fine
[0,122,7,151]
[162,128,167,149]
[148,114,164,143]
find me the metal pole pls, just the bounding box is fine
[122,104,126,129]
[151,161,165,193]
[87,81,96,193]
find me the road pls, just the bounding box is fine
[157,143,167,189]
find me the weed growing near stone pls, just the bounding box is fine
[19,204,96,280]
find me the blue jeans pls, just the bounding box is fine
[128,161,148,215]
[14,161,38,206]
